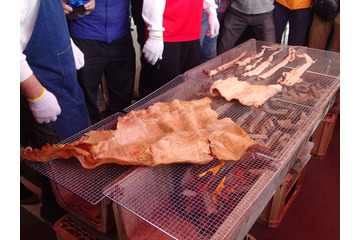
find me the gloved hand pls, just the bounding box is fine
[28,88,61,124]
[142,30,164,65]
[205,8,220,38]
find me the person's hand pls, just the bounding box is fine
[62,0,95,14]
[62,0,73,14]
[206,9,220,38]
[84,0,95,12]
[28,88,62,124]
[142,30,164,65]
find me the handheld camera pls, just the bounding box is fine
[67,0,89,9]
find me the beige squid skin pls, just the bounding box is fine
[210,76,282,108]
[22,97,260,169]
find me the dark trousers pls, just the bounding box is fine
[130,0,146,47]
[273,2,311,46]
[217,7,276,55]
[73,34,135,124]
[138,40,201,97]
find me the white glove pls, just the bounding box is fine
[206,9,220,38]
[28,88,62,124]
[142,30,164,65]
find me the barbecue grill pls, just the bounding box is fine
[24,39,340,239]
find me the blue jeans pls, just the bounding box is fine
[200,11,218,63]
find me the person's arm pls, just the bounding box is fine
[141,0,166,65]
[20,73,44,100]
[20,0,61,124]
[142,0,166,32]
[20,75,62,124]
[20,52,61,124]
[204,0,219,38]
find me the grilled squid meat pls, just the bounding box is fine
[277,53,317,86]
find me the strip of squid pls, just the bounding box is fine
[235,45,280,67]
[203,51,247,77]
[277,53,317,86]
[242,49,282,77]
[258,48,296,80]
[236,47,266,66]
[244,57,264,72]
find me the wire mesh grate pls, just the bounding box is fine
[22,39,339,238]
[24,160,133,204]
[104,155,282,240]
[201,40,339,110]
[23,112,134,205]
[224,98,318,161]
[103,39,339,239]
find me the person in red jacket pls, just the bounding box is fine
[138,0,219,98]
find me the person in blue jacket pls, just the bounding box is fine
[65,0,136,124]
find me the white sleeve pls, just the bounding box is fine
[142,0,166,32]
[204,0,218,14]
[20,51,33,82]
[70,38,85,70]
[20,0,38,82]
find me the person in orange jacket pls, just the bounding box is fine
[273,0,312,46]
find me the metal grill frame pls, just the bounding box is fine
[22,39,340,239]
[104,39,339,239]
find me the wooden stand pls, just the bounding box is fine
[310,91,340,159]
[257,142,312,228]
[51,182,115,234]
[310,112,338,159]
[257,166,307,228]
[53,215,97,240]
